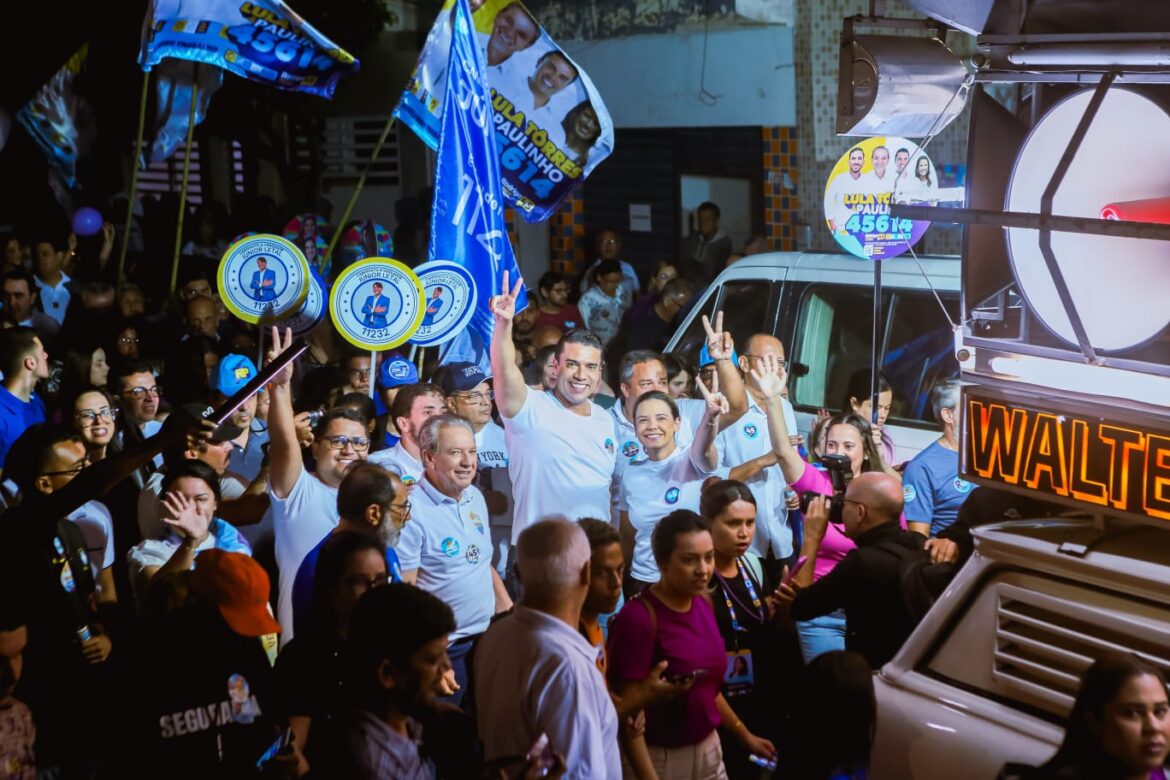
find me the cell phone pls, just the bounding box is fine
[748,753,778,771]
[206,337,308,426]
[525,732,556,777]
[783,555,809,586]
[255,727,293,769]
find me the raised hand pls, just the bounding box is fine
[161,491,210,544]
[695,370,729,419]
[749,353,787,399]
[701,311,734,362]
[267,326,295,388]
[490,269,524,325]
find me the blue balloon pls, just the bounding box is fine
[72,207,103,237]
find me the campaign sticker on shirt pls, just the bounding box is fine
[329,258,424,350]
[743,424,759,439]
[440,537,461,558]
[664,487,681,505]
[400,474,418,487]
[903,484,918,503]
[59,561,76,593]
[621,440,640,459]
[283,269,328,338]
[218,234,311,324]
[465,543,481,565]
[408,260,478,347]
[227,674,260,724]
[604,438,615,455]
[954,477,974,494]
[469,510,485,535]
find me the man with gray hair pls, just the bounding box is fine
[902,377,971,537]
[397,413,512,705]
[474,519,621,779]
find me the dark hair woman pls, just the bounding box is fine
[561,100,601,165]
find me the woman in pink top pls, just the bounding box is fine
[749,355,890,662]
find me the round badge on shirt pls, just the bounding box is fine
[409,260,478,347]
[903,484,918,502]
[329,258,424,350]
[664,486,681,505]
[604,438,616,455]
[954,477,974,494]
[621,440,640,459]
[743,424,759,439]
[283,269,328,338]
[465,543,481,565]
[440,537,461,557]
[218,234,311,324]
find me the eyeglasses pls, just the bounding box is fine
[391,500,412,520]
[322,435,369,451]
[122,385,161,399]
[119,336,141,344]
[347,368,371,380]
[344,572,388,596]
[41,456,89,478]
[453,390,493,404]
[74,408,117,425]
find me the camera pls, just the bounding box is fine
[798,453,853,525]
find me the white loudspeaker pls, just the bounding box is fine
[1005,88,1170,352]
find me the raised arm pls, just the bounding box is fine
[265,326,303,499]
[692,374,728,472]
[489,270,530,419]
[751,354,806,485]
[702,311,747,431]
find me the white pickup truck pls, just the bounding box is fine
[870,516,1170,778]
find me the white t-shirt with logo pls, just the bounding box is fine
[397,478,494,641]
[717,396,799,559]
[609,398,708,465]
[369,441,425,486]
[504,390,617,544]
[270,469,339,646]
[617,444,725,583]
[475,421,513,530]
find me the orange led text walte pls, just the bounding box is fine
[965,398,1170,520]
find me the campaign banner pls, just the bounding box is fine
[395,0,613,222]
[140,0,359,99]
[17,45,91,188]
[428,0,528,373]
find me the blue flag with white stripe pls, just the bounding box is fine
[431,0,528,372]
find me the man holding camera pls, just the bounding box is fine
[773,471,927,669]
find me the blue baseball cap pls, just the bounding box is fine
[211,354,258,396]
[698,343,739,369]
[378,354,418,390]
[436,362,489,395]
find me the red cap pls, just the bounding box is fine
[189,550,281,637]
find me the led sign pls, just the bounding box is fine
[962,386,1170,523]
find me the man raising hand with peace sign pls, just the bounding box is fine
[489,270,618,544]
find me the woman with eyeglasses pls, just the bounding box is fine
[72,388,118,463]
[114,319,143,360]
[276,531,389,776]
[126,460,252,600]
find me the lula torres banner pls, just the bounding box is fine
[395,0,614,222]
[140,0,359,99]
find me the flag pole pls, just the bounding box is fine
[169,80,200,295]
[325,114,398,261]
[118,69,151,296]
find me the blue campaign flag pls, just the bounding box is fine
[431,0,528,372]
[149,60,223,164]
[16,45,90,188]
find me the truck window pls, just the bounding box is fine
[924,570,1170,723]
[789,284,959,426]
[671,280,773,372]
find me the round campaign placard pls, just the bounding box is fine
[409,260,478,347]
[329,258,425,350]
[283,270,328,338]
[218,234,311,323]
[822,137,934,260]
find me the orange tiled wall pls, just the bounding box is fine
[548,190,585,274]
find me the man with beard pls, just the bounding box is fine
[290,463,410,637]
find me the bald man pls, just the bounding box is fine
[775,471,933,668]
[474,519,620,778]
[185,295,220,340]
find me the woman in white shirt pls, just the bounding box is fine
[618,380,728,597]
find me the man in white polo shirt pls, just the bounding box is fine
[398,413,512,706]
[265,326,370,645]
[368,383,445,488]
[720,332,802,576]
[489,271,616,544]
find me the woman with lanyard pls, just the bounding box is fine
[618,379,728,599]
[701,479,786,779]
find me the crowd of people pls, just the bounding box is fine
[0,205,1167,780]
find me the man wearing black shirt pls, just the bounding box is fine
[776,471,925,669]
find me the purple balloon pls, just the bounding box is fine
[72,207,103,237]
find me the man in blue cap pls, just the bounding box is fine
[210,354,269,484]
[375,354,419,450]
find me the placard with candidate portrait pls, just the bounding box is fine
[218,234,310,323]
[409,260,478,347]
[329,258,425,350]
[822,137,935,260]
[395,0,614,222]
